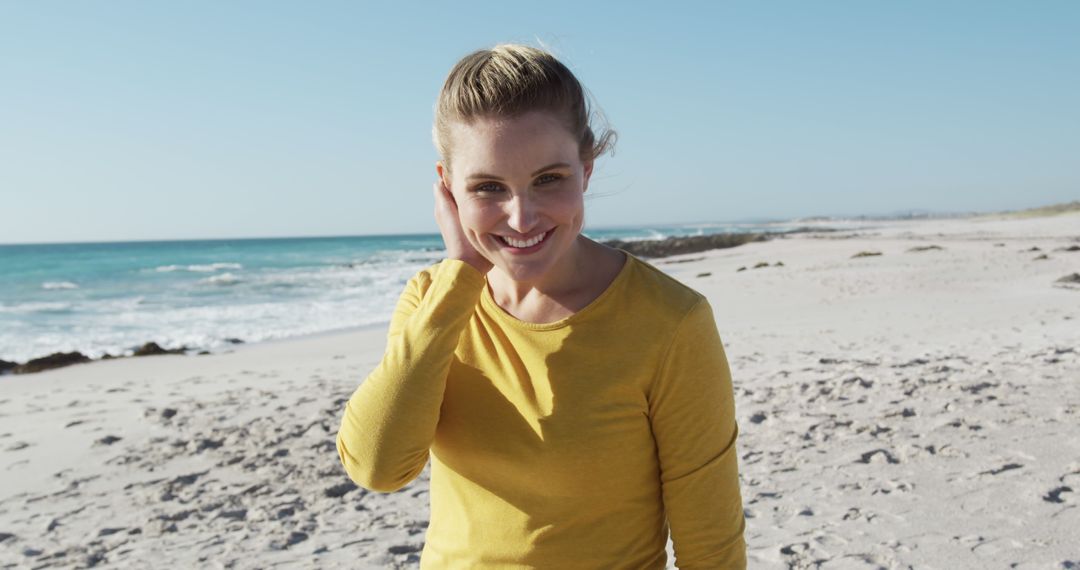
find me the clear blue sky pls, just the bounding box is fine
[2,1,1077,244]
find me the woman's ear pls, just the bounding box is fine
[435,161,450,190]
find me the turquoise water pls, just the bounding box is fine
[0,223,788,364]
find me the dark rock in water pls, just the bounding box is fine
[753,262,769,269]
[0,359,16,374]
[14,351,91,374]
[773,261,784,267]
[224,337,244,344]
[98,527,125,537]
[161,408,178,420]
[601,232,765,259]
[100,353,116,360]
[852,251,883,258]
[696,272,712,278]
[736,266,747,272]
[1056,273,1080,285]
[197,350,211,355]
[908,245,943,252]
[0,532,14,544]
[133,342,185,357]
[1034,254,1049,260]
[1062,245,1080,252]
[95,435,122,446]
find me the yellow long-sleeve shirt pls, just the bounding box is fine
[336,250,746,569]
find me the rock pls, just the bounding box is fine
[132,342,185,357]
[14,351,91,374]
[736,266,747,272]
[0,359,16,374]
[908,245,943,252]
[601,232,766,258]
[753,262,769,269]
[224,338,244,344]
[696,272,711,278]
[1055,273,1080,285]
[852,251,883,258]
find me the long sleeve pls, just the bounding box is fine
[647,297,747,569]
[336,258,486,493]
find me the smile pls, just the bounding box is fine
[494,229,553,253]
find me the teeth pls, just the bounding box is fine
[502,231,547,248]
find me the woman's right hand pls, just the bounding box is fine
[433,180,494,275]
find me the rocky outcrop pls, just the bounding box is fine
[132,342,187,357]
[602,232,767,258]
[13,351,91,374]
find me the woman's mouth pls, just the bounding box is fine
[494,228,553,254]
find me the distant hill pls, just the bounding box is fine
[983,200,1080,219]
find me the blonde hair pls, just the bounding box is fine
[432,44,616,171]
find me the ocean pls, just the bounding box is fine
[0,223,791,364]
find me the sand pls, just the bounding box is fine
[1,213,1078,569]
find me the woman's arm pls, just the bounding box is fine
[336,258,485,492]
[647,296,747,569]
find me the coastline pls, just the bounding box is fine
[0,226,790,376]
[1,212,1078,568]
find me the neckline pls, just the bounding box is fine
[480,248,635,331]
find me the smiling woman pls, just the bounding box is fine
[336,44,747,569]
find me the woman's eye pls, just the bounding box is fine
[536,174,562,185]
[474,183,503,193]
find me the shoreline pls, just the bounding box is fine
[0,226,833,376]
[3,214,1075,377]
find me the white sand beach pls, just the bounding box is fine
[1,213,1078,569]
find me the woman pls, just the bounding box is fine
[337,44,746,569]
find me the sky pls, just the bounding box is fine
[1,1,1077,244]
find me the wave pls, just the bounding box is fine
[155,262,243,273]
[0,301,74,314]
[42,281,79,290]
[200,272,242,286]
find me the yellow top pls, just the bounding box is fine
[336,251,746,569]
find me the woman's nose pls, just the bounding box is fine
[505,193,539,234]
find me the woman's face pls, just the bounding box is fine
[438,110,593,285]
